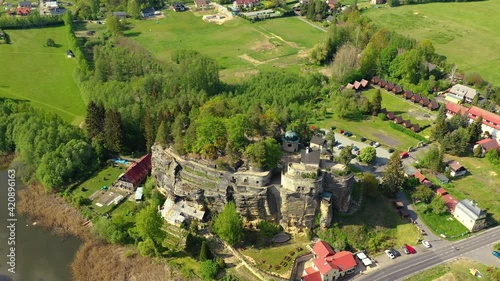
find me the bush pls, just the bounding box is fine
[389,122,428,143]
[46,38,55,47]
[199,260,219,281]
[378,113,387,121]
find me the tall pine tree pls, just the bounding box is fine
[103,109,124,153]
[155,120,171,147]
[85,101,105,140]
[371,89,382,116]
[467,116,483,145]
[143,107,155,153]
[381,152,405,196]
[432,105,449,141]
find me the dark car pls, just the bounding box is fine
[360,137,367,142]
[390,248,400,257]
[344,131,353,137]
[331,126,337,131]
[370,141,375,146]
[493,251,500,259]
[388,148,395,153]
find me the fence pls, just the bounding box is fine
[289,252,313,281]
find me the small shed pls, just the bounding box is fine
[353,81,362,90]
[135,187,144,202]
[379,80,387,88]
[420,97,430,107]
[385,82,395,91]
[411,94,421,103]
[436,173,449,184]
[428,99,440,110]
[386,112,395,120]
[360,79,369,88]
[403,90,413,99]
[392,85,403,94]
[402,120,412,128]
[394,116,403,124]
[446,160,467,177]
[411,124,420,132]
[371,76,380,84]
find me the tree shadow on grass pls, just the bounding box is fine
[125,32,142,38]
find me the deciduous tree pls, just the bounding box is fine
[359,146,377,164]
[213,202,243,246]
[412,186,434,203]
[381,152,405,196]
[199,260,219,281]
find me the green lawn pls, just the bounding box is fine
[413,202,470,239]
[403,258,499,281]
[323,191,420,255]
[363,88,436,127]
[364,1,500,86]
[241,235,309,277]
[122,11,326,83]
[441,156,500,225]
[0,26,86,125]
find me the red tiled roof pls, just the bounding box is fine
[119,154,152,187]
[329,251,357,271]
[477,138,500,151]
[414,170,427,183]
[436,188,447,196]
[445,102,469,115]
[313,257,335,275]
[442,193,458,212]
[302,270,321,281]
[446,160,465,172]
[468,106,500,131]
[304,267,317,275]
[313,240,335,258]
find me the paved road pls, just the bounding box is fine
[357,226,500,281]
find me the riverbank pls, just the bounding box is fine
[18,184,188,281]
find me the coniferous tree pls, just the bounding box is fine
[199,240,210,262]
[143,107,155,152]
[432,106,449,141]
[371,89,382,116]
[381,152,405,196]
[103,109,124,153]
[85,101,105,140]
[467,116,483,145]
[155,120,171,147]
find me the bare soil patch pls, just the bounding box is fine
[433,272,456,281]
[374,132,401,147]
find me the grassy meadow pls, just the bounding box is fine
[0,26,86,125]
[403,258,498,281]
[364,1,500,86]
[122,11,326,82]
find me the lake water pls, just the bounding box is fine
[0,169,82,281]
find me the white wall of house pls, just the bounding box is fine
[453,207,484,232]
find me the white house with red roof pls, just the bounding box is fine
[445,103,500,141]
[302,240,357,281]
[474,138,500,157]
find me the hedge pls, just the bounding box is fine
[389,122,429,143]
[63,11,90,75]
[0,14,63,29]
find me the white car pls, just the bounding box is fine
[422,240,431,248]
[385,249,395,259]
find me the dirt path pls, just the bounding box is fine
[239,54,278,66]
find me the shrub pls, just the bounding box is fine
[389,122,428,142]
[46,38,55,47]
[378,113,387,121]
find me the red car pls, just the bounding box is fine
[400,151,409,159]
[340,129,344,134]
[405,244,416,254]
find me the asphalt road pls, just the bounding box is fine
[357,226,500,281]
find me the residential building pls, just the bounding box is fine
[310,135,327,150]
[411,124,420,132]
[435,188,458,212]
[161,197,206,226]
[194,0,209,9]
[474,138,500,157]
[16,7,30,16]
[233,0,259,9]
[445,103,500,141]
[115,154,152,192]
[385,82,395,91]
[141,7,155,17]
[420,97,430,107]
[411,94,421,103]
[18,1,32,8]
[446,160,467,177]
[394,116,403,124]
[371,76,380,85]
[453,199,487,232]
[447,84,478,104]
[326,0,338,9]
[302,240,357,281]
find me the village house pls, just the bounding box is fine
[112,11,127,19]
[141,7,155,17]
[18,1,32,8]
[420,97,430,107]
[428,99,440,111]
[302,240,357,281]
[161,197,206,226]
[403,90,413,100]
[360,79,369,88]
[411,124,420,132]
[310,135,327,150]
[474,138,500,157]
[453,199,487,232]
[446,160,467,178]
[194,0,209,9]
[233,0,259,9]
[411,94,421,103]
[392,85,403,94]
[371,76,380,85]
[394,116,403,124]
[446,84,478,104]
[115,154,152,192]
[385,82,395,91]
[16,7,31,16]
[326,0,338,10]
[436,188,458,212]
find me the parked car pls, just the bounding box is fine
[405,244,416,254]
[388,148,395,153]
[422,240,431,248]
[344,131,353,137]
[385,249,395,259]
[400,151,409,159]
[331,126,336,131]
[372,142,380,147]
[352,146,359,151]
[390,248,400,257]
[401,246,410,255]
[360,137,367,142]
[492,251,500,259]
[406,244,416,254]
[336,145,344,150]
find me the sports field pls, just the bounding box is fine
[365,1,500,86]
[0,26,85,125]
[123,11,326,82]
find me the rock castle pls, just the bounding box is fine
[152,135,355,233]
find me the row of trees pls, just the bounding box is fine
[0,13,63,29]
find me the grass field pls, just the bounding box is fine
[413,202,470,239]
[403,258,499,281]
[122,11,326,83]
[441,156,500,225]
[364,2,500,86]
[0,26,86,125]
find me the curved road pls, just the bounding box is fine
[358,226,500,281]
